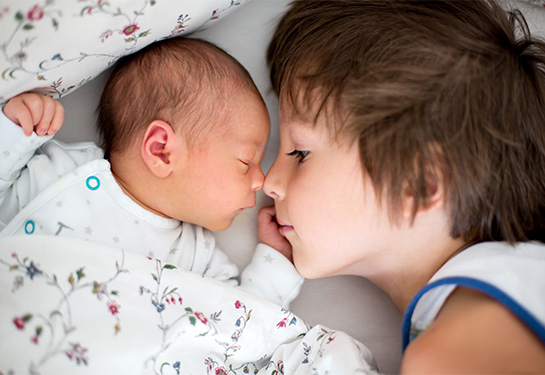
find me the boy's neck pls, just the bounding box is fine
[370,213,467,312]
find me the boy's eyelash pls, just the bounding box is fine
[287,149,309,162]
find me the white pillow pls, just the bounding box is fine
[0,0,252,105]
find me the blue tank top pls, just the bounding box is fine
[402,241,545,351]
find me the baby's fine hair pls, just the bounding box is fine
[97,37,259,158]
[268,0,545,243]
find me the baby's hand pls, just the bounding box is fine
[258,205,293,263]
[3,93,64,137]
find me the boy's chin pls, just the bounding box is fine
[292,252,331,279]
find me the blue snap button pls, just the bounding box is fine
[86,176,100,190]
[25,220,35,234]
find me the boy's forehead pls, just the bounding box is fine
[279,108,303,126]
[278,96,316,127]
[278,108,314,134]
[278,97,342,133]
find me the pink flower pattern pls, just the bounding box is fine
[13,316,26,330]
[27,5,44,21]
[195,311,208,324]
[107,301,120,315]
[121,24,139,36]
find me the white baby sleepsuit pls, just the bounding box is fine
[0,111,303,308]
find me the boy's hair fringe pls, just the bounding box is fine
[97,37,258,158]
[268,0,545,244]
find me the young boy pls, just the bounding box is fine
[259,0,545,372]
[0,37,303,308]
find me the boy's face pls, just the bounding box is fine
[168,93,270,231]
[264,105,397,278]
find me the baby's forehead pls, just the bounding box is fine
[217,91,269,140]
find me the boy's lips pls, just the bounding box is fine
[276,218,294,235]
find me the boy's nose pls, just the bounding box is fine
[263,161,284,200]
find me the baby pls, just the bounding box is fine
[0,37,302,308]
[260,0,545,372]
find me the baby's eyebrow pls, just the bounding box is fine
[241,137,266,150]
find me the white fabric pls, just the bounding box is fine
[0,235,377,374]
[0,111,303,308]
[407,241,545,344]
[0,0,254,105]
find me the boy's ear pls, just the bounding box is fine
[141,120,179,178]
[402,150,445,219]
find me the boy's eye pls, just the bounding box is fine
[287,149,309,163]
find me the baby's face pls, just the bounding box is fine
[264,105,395,278]
[168,93,270,231]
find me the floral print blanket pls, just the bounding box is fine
[0,0,252,105]
[0,235,377,375]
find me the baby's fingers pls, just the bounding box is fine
[3,93,64,136]
[33,95,54,136]
[258,205,278,228]
[19,94,48,135]
[34,95,64,136]
[41,99,64,135]
[3,95,36,136]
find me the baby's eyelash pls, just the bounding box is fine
[287,149,309,163]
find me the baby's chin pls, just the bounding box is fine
[203,216,236,232]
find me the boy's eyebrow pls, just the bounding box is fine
[281,105,311,123]
[279,112,318,133]
[278,118,306,131]
[279,105,314,127]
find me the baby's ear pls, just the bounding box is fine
[141,120,178,178]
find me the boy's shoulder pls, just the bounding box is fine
[403,285,545,373]
[403,242,545,372]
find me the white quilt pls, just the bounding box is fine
[0,235,377,375]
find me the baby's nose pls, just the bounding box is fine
[252,167,265,191]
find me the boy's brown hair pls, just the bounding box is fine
[97,37,259,158]
[268,0,545,244]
